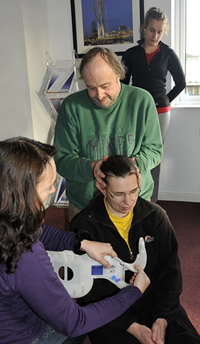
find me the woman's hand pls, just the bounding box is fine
[127,318,167,344]
[130,265,150,294]
[127,322,154,344]
[151,318,167,344]
[80,240,117,268]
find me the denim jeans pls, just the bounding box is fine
[31,323,87,344]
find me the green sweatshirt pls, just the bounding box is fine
[54,83,163,209]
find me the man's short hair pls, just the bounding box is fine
[79,47,126,80]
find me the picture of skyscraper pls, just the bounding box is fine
[93,0,105,37]
[82,0,133,46]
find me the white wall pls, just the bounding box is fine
[47,0,74,61]
[0,0,199,202]
[0,0,33,140]
[22,0,53,142]
[159,107,200,201]
[0,0,53,142]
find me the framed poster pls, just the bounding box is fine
[71,0,144,57]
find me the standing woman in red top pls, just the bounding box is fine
[122,7,186,202]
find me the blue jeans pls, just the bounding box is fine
[31,323,87,344]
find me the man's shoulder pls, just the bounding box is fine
[62,88,87,103]
[57,88,88,118]
[121,83,154,100]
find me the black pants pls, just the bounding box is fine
[88,306,200,344]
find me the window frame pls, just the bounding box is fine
[172,0,200,107]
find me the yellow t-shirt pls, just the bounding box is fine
[104,199,133,251]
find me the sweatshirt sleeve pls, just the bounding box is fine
[54,96,94,183]
[13,243,142,338]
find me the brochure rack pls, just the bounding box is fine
[39,53,80,208]
[38,53,79,124]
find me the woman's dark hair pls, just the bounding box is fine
[100,155,136,185]
[0,137,56,273]
[79,47,126,80]
[141,7,169,36]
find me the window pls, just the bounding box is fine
[173,0,200,106]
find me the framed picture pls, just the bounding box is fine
[71,0,144,57]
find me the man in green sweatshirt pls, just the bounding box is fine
[54,47,163,221]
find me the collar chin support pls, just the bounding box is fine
[47,237,147,298]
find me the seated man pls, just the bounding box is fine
[72,155,200,344]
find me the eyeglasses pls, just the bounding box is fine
[107,188,141,201]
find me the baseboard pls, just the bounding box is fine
[158,192,200,203]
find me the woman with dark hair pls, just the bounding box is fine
[100,154,137,181]
[0,137,150,344]
[71,155,200,344]
[122,7,186,202]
